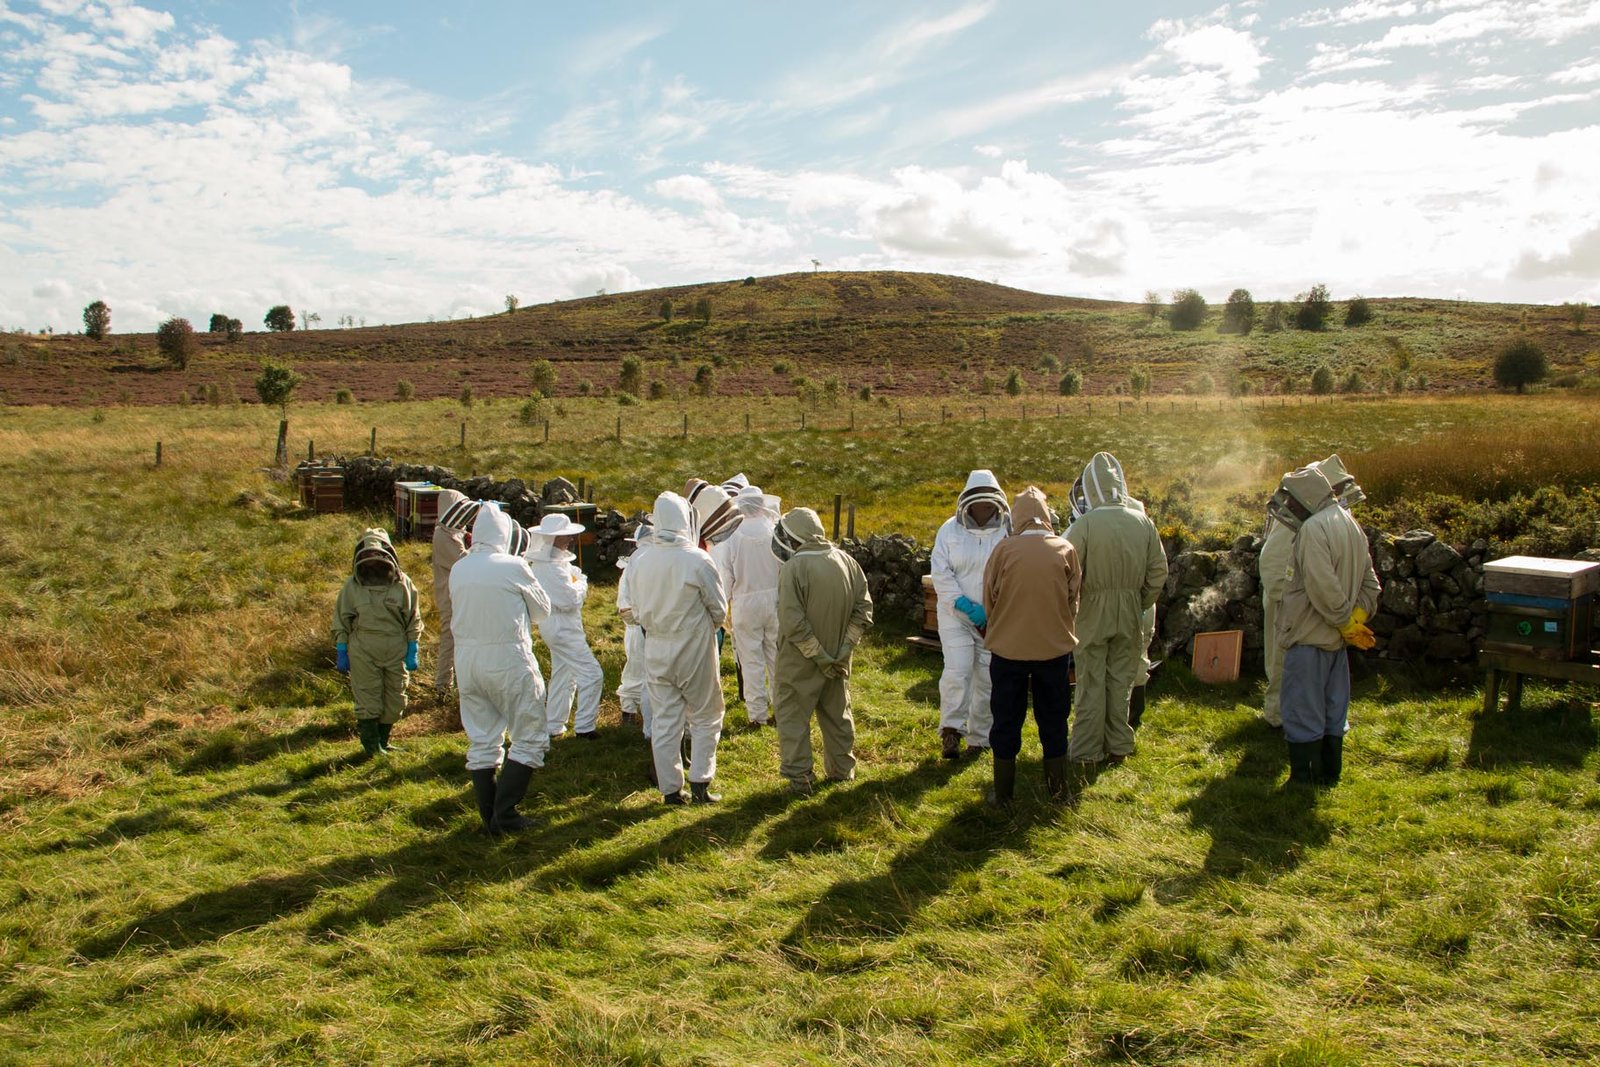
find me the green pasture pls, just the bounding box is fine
[2,394,1599,1064]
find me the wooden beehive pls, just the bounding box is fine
[410,486,445,543]
[1191,630,1243,684]
[921,575,939,636]
[1482,556,1598,661]
[294,462,345,513]
[393,481,433,540]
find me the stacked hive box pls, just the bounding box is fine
[393,481,433,540]
[1481,556,1599,662]
[294,462,345,514]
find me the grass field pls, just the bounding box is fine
[2,392,1599,1064]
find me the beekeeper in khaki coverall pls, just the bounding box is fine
[332,528,422,757]
[772,507,873,794]
[1065,453,1167,765]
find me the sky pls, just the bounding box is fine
[1,0,1597,333]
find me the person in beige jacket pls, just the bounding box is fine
[1276,464,1381,787]
[981,487,1082,804]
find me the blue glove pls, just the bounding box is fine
[404,641,419,672]
[335,644,349,673]
[954,596,986,628]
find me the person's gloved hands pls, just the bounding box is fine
[1339,607,1374,649]
[954,595,987,628]
[335,643,350,673]
[404,641,419,672]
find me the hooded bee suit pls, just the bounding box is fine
[1276,464,1381,787]
[1065,453,1168,764]
[333,529,422,754]
[721,488,783,726]
[615,524,654,737]
[931,470,1009,754]
[1070,478,1159,728]
[627,492,729,801]
[525,516,604,738]
[448,504,552,831]
[1260,455,1366,729]
[432,491,478,697]
[773,508,873,790]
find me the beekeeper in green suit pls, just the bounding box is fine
[332,528,423,757]
[1065,453,1167,766]
[772,507,873,794]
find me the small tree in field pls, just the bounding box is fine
[1310,363,1336,395]
[264,305,295,332]
[1294,284,1333,331]
[255,361,302,416]
[156,317,198,370]
[1221,289,1255,334]
[1004,367,1025,396]
[693,297,712,324]
[1168,289,1207,331]
[208,313,230,333]
[1129,368,1150,399]
[659,298,674,323]
[1262,301,1284,333]
[1565,301,1588,333]
[1345,296,1374,327]
[505,294,519,314]
[693,363,716,397]
[1058,369,1083,396]
[225,318,243,341]
[529,359,557,395]
[619,356,643,396]
[1494,338,1547,393]
[83,300,111,340]
[1142,290,1163,322]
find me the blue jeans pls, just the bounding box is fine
[1280,644,1351,744]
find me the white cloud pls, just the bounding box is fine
[973,143,1003,158]
[1155,23,1266,87]
[929,67,1127,140]
[1550,59,1600,84]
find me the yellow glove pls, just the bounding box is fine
[1338,607,1370,643]
[1341,622,1376,650]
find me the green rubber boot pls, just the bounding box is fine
[1286,741,1321,787]
[1318,734,1344,787]
[356,719,382,758]
[987,757,1017,808]
[1042,756,1070,801]
[377,722,398,753]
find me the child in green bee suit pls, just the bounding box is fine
[333,528,423,756]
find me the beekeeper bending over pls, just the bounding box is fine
[627,492,729,804]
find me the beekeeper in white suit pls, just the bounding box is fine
[627,491,729,804]
[930,470,1009,759]
[614,518,653,734]
[525,512,604,740]
[721,486,783,727]
[449,504,551,834]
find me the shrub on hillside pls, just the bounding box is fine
[529,359,557,394]
[1143,290,1163,321]
[1189,372,1215,396]
[395,379,415,401]
[1128,368,1150,399]
[519,394,548,424]
[156,317,198,370]
[458,384,474,408]
[619,356,643,395]
[616,392,640,406]
[264,305,295,332]
[254,360,301,415]
[1059,369,1082,396]
[648,380,667,400]
[1004,368,1025,396]
[208,313,230,333]
[1036,352,1060,374]
[1168,289,1207,331]
[659,298,674,322]
[1340,369,1366,394]
[1345,296,1374,327]
[1221,288,1255,334]
[1494,338,1548,393]
[1262,301,1284,333]
[694,364,716,397]
[225,318,243,341]
[1294,284,1333,330]
[334,388,354,405]
[1310,364,1335,394]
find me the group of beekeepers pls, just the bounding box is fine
[330,449,1377,834]
[334,474,873,833]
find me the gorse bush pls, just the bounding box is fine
[518,394,548,424]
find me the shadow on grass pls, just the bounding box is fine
[180,718,352,775]
[1168,718,1329,896]
[1466,699,1596,770]
[759,756,964,861]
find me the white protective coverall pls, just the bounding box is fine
[720,489,782,725]
[431,490,476,695]
[1065,453,1168,763]
[615,530,654,737]
[525,536,604,737]
[930,470,1009,748]
[449,505,553,771]
[626,492,729,795]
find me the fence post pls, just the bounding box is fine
[833,495,842,540]
[1021,404,1026,421]
[578,477,587,500]
[941,406,947,424]
[616,415,622,442]
[369,427,376,455]
[275,419,288,466]
[981,406,986,422]
[847,503,856,539]
[308,439,315,461]
[745,412,751,433]
[801,411,807,430]
[682,412,688,438]
[155,441,162,466]
[897,406,903,427]
[849,409,855,431]
[544,420,551,443]
[459,422,466,448]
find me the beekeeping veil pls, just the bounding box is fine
[771,507,829,563]
[1316,454,1366,509]
[436,490,480,534]
[956,469,1009,531]
[1265,466,1335,531]
[353,528,398,585]
[684,478,743,545]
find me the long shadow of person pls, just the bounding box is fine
[1167,718,1329,900]
[758,757,965,861]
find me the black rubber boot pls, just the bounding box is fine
[1128,686,1147,731]
[490,760,536,834]
[1286,741,1322,787]
[377,722,398,753]
[1319,734,1344,787]
[469,768,498,833]
[356,719,382,758]
[987,757,1017,808]
[690,780,721,804]
[663,790,687,805]
[1042,756,1070,801]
